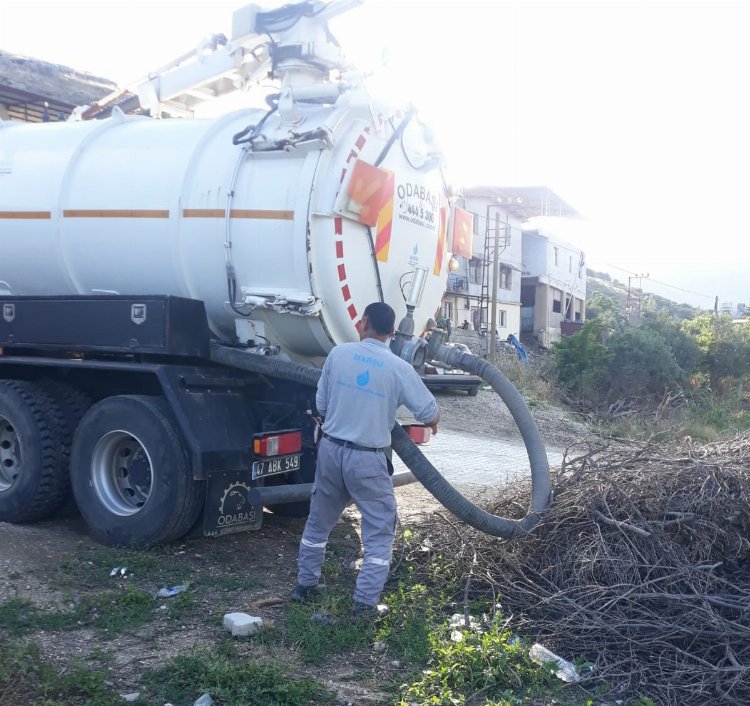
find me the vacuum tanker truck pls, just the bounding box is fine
[0,0,551,547]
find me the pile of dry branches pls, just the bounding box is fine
[423,434,750,705]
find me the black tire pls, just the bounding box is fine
[39,382,92,440]
[71,395,204,547]
[38,382,93,518]
[467,386,479,397]
[0,380,68,522]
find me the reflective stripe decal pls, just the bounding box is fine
[365,556,391,566]
[0,211,51,219]
[301,537,327,549]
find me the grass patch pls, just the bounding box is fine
[143,641,336,705]
[53,546,190,590]
[0,640,115,706]
[198,574,260,592]
[165,590,200,623]
[0,585,154,637]
[378,581,435,664]
[285,596,372,665]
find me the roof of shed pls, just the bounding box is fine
[463,185,582,220]
[0,50,117,122]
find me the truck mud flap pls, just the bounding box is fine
[204,471,263,536]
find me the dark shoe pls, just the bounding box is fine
[351,602,389,621]
[291,583,322,603]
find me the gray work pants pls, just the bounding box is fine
[296,436,396,606]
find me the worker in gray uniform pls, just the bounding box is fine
[293,301,440,618]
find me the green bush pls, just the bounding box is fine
[553,321,612,405]
[604,327,682,403]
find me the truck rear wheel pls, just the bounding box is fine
[39,381,94,518]
[0,380,68,522]
[71,395,204,547]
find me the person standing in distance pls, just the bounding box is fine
[293,302,440,618]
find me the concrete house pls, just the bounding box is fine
[521,227,586,346]
[442,186,580,344]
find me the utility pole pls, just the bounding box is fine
[489,208,500,363]
[626,273,648,325]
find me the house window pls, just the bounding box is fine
[499,310,507,328]
[469,257,482,284]
[499,265,512,290]
[553,246,559,267]
[552,289,562,314]
[443,302,453,319]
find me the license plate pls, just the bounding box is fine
[252,453,301,480]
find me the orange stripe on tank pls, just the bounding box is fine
[229,209,293,220]
[63,209,169,218]
[181,208,294,220]
[0,211,52,219]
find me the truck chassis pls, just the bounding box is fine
[0,295,318,546]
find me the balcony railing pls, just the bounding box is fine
[447,274,469,292]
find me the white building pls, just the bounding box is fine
[442,186,580,344]
[521,227,587,346]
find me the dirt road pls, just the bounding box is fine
[0,388,586,704]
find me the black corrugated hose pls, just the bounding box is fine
[210,342,551,538]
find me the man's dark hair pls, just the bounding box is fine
[363,302,396,335]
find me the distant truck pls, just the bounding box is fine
[0,0,452,547]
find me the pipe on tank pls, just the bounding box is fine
[210,341,550,538]
[247,469,415,506]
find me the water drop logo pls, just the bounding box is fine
[356,369,370,387]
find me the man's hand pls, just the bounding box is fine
[427,414,439,437]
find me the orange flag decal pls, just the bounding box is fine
[346,160,395,228]
[451,206,474,259]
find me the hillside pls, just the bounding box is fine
[586,268,702,320]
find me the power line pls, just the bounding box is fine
[603,263,714,300]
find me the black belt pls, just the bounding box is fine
[323,434,384,453]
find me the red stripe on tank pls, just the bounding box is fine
[337,264,346,281]
[341,284,351,301]
[347,304,357,319]
[334,217,343,235]
[335,241,344,259]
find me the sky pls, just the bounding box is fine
[2,0,748,309]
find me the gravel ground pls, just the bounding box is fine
[424,386,591,451]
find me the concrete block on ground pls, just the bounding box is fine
[223,612,263,636]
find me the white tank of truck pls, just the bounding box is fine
[0,1,450,361]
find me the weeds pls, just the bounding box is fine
[142,641,335,705]
[285,596,372,664]
[0,641,114,706]
[398,622,561,706]
[0,584,154,637]
[378,580,435,664]
[51,545,194,594]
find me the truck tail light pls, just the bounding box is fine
[404,425,431,445]
[253,430,302,457]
